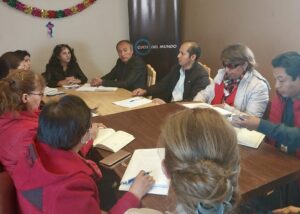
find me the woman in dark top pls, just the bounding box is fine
[43,44,87,87]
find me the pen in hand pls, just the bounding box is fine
[121,171,151,185]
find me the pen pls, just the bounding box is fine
[129,97,143,102]
[121,171,151,185]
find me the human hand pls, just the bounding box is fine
[213,103,226,108]
[232,115,260,131]
[89,123,106,140]
[132,88,147,96]
[273,206,300,214]
[129,170,155,200]
[152,98,166,105]
[90,77,102,86]
[65,76,76,84]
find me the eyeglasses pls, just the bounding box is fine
[223,62,241,69]
[29,92,44,97]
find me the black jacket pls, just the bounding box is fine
[146,62,210,102]
[102,55,147,91]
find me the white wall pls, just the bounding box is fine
[0,0,129,80]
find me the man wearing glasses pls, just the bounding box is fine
[194,43,270,117]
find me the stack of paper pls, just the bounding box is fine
[62,84,80,89]
[113,97,152,108]
[76,83,118,92]
[119,148,170,195]
[44,87,65,96]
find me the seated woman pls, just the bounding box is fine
[194,43,270,117]
[0,51,23,79]
[127,108,241,214]
[13,95,154,214]
[43,44,88,87]
[0,69,45,174]
[14,50,31,70]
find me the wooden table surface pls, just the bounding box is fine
[94,103,300,212]
[43,88,155,116]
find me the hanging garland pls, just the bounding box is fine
[2,0,97,18]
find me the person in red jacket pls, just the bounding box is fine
[0,69,45,174]
[13,95,154,214]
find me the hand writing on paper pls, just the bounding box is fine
[232,115,261,131]
[129,170,155,200]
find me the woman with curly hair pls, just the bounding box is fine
[43,44,87,87]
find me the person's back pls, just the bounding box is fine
[0,70,45,174]
[13,95,154,214]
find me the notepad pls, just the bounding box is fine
[119,148,170,195]
[76,83,118,92]
[181,103,232,116]
[113,97,152,108]
[93,128,135,152]
[235,128,265,149]
[62,84,81,89]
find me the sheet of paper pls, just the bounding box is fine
[113,97,152,108]
[181,103,232,116]
[76,83,118,92]
[44,87,65,96]
[119,148,170,195]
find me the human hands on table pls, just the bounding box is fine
[90,77,103,86]
[132,88,147,96]
[273,206,300,214]
[231,114,260,131]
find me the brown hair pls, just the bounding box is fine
[160,108,240,213]
[221,43,256,71]
[0,69,45,115]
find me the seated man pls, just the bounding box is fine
[235,51,300,156]
[91,40,147,91]
[132,42,210,103]
[194,43,270,117]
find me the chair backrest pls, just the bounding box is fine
[198,61,213,83]
[0,164,18,214]
[146,64,157,87]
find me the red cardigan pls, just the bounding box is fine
[12,142,140,214]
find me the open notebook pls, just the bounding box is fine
[93,128,135,152]
[119,148,170,195]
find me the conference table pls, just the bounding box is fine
[93,103,300,212]
[43,87,155,116]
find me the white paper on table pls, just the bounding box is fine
[181,103,232,116]
[62,84,81,89]
[44,87,65,96]
[119,148,169,195]
[76,83,118,92]
[113,97,152,108]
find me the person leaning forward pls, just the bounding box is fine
[91,40,147,91]
[132,41,210,103]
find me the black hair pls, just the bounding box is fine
[272,51,300,80]
[13,50,30,60]
[47,44,78,67]
[37,95,91,150]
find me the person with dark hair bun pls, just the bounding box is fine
[14,50,31,70]
[12,95,154,214]
[0,52,22,79]
[0,69,45,174]
[43,44,87,87]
